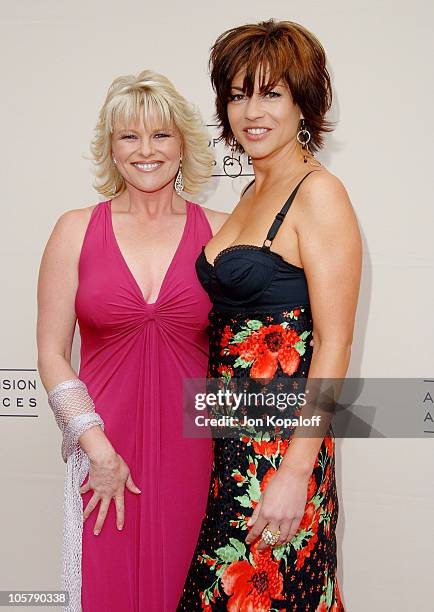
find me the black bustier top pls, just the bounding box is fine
[196,171,316,314]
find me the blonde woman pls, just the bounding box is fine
[37,70,226,611]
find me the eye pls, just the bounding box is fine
[228,93,246,102]
[121,133,137,140]
[264,91,281,99]
[154,132,171,138]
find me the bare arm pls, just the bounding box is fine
[37,207,141,533]
[281,171,362,474]
[37,209,87,387]
[37,207,114,461]
[246,172,362,549]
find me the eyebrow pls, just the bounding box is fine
[115,128,137,134]
[230,82,285,93]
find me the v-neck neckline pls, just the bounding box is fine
[107,199,191,306]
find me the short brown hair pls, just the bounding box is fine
[209,19,334,154]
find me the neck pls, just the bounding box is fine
[113,180,184,218]
[250,140,310,192]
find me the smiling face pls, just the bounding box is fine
[111,111,182,194]
[227,67,302,161]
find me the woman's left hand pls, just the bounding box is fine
[245,465,311,551]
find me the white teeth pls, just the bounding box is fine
[133,162,161,170]
[247,128,268,135]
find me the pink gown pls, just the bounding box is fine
[75,199,213,611]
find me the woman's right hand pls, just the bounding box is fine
[79,452,141,535]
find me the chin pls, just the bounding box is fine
[245,147,273,161]
[126,179,166,194]
[139,184,167,194]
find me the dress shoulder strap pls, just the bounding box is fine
[262,171,316,249]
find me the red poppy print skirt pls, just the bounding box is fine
[177,307,345,611]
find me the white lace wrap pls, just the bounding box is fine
[48,379,104,612]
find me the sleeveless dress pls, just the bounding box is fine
[178,172,344,611]
[75,199,213,611]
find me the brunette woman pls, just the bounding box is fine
[179,20,361,611]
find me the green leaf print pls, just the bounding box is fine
[312,493,324,510]
[229,537,246,559]
[234,494,252,509]
[326,574,334,608]
[299,330,311,340]
[257,431,271,442]
[215,565,226,578]
[294,340,306,355]
[246,477,261,503]
[271,544,286,562]
[215,543,241,564]
[246,319,263,330]
[290,528,309,550]
[233,356,254,369]
[232,330,251,342]
[222,370,232,384]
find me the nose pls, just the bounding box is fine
[138,136,155,158]
[244,95,265,121]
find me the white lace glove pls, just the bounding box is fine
[48,379,104,612]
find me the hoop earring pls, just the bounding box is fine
[296,118,312,164]
[296,119,322,167]
[174,158,184,194]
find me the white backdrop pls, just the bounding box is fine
[0,1,433,610]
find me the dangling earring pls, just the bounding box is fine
[296,119,322,166]
[111,157,117,195]
[296,118,311,164]
[174,158,184,194]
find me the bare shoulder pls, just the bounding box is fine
[54,203,95,232]
[51,203,97,240]
[201,206,229,236]
[297,168,355,223]
[43,203,99,260]
[295,168,362,264]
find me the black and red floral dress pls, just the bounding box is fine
[178,172,344,611]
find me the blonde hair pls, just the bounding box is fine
[90,69,214,196]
